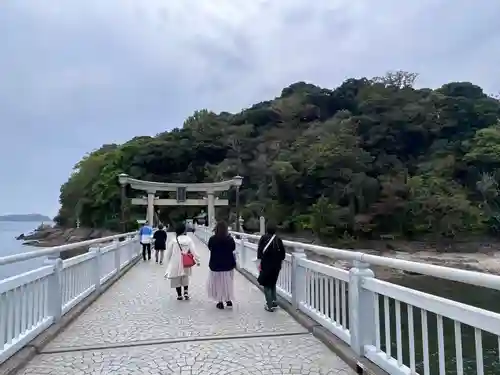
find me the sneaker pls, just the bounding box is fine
[226,301,233,308]
[159,261,163,265]
[216,302,224,310]
[155,260,158,264]
[177,296,183,301]
[272,301,278,308]
[184,293,190,300]
[264,304,274,312]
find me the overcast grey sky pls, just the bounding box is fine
[1,0,499,218]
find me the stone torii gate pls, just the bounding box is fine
[118,174,243,229]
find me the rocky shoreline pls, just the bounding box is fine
[17,225,117,247]
[17,225,118,259]
[247,233,500,279]
[306,250,500,280]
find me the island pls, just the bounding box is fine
[0,214,52,222]
[51,72,500,273]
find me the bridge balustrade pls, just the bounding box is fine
[195,225,500,375]
[0,232,139,365]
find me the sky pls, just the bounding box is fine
[1,0,500,218]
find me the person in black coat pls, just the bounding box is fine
[153,224,168,265]
[207,221,237,310]
[257,223,286,311]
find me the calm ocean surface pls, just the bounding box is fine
[0,221,48,279]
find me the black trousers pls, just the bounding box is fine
[142,243,151,260]
[263,284,277,307]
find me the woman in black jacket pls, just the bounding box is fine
[207,221,237,309]
[153,224,168,264]
[257,223,286,311]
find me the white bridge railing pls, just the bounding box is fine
[0,231,140,365]
[195,225,500,375]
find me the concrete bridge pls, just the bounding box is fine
[1,226,499,375]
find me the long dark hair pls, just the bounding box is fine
[175,223,186,237]
[266,222,277,235]
[265,222,278,250]
[214,221,229,238]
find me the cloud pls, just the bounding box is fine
[0,0,499,216]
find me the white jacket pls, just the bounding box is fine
[164,234,200,279]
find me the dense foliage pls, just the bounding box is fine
[56,71,500,242]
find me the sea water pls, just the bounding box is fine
[0,221,47,279]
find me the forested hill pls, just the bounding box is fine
[56,71,500,242]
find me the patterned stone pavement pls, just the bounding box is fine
[18,234,355,374]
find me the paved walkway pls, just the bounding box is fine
[18,234,354,375]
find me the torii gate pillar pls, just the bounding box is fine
[207,192,215,228]
[146,192,155,227]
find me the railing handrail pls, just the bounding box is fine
[211,227,500,291]
[0,231,141,366]
[0,231,138,266]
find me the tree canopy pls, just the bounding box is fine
[55,71,500,242]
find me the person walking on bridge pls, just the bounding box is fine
[164,223,200,300]
[257,223,286,312]
[153,223,168,265]
[139,222,153,261]
[207,221,236,310]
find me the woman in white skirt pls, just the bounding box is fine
[207,221,236,309]
[164,223,200,300]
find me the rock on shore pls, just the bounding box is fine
[16,225,120,260]
[306,250,500,280]
[17,225,117,248]
[247,233,500,278]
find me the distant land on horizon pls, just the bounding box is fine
[0,213,52,222]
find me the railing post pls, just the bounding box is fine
[90,246,102,293]
[131,234,138,260]
[291,248,306,310]
[259,216,265,235]
[238,235,246,270]
[128,235,134,262]
[349,260,376,356]
[135,234,140,257]
[114,238,121,272]
[44,256,63,322]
